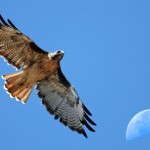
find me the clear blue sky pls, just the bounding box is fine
[0,0,150,150]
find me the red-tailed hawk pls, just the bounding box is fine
[0,15,96,138]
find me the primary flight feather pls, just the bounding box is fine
[0,15,96,138]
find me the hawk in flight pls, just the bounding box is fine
[0,15,96,138]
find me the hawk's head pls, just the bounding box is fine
[50,50,64,61]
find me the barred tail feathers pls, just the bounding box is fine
[2,72,34,103]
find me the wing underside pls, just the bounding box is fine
[36,68,96,138]
[0,15,48,70]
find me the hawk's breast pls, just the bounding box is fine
[24,58,59,84]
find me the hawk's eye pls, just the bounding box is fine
[57,51,61,54]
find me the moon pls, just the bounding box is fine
[126,109,150,141]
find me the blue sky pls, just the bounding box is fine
[0,0,150,149]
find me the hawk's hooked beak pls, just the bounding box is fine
[51,50,64,61]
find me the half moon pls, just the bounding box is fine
[126,109,150,141]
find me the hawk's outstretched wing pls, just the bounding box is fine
[0,15,96,138]
[36,68,96,138]
[0,15,48,70]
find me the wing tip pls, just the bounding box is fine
[82,119,96,132]
[84,113,96,126]
[82,130,88,138]
[7,18,18,30]
[83,104,92,116]
[0,14,3,21]
[0,15,9,26]
[0,14,18,30]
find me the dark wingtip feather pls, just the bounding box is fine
[0,15,9,26]
[84,113,96,126]
[82,104,92,116]
[37,91,45,98]
[82,130,88,138]
[0,15,19,31]
[54,115,59,120]
[0,14,2,23]
[7,19,18,30]
[82,120,95,132]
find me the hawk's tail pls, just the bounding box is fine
[2,72,34,103]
